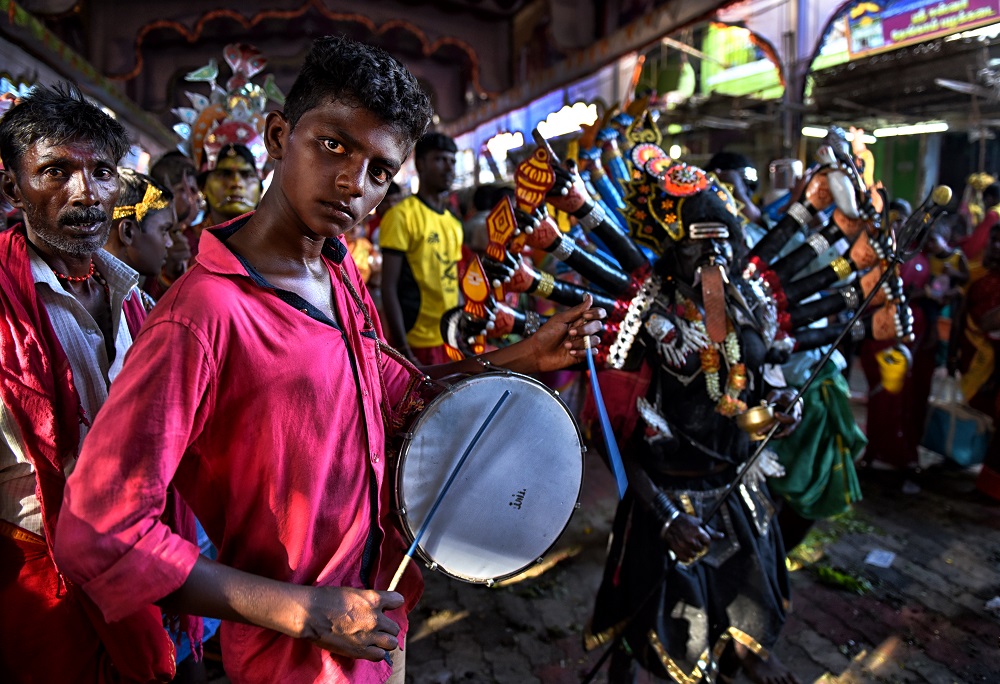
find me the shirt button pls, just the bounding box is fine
[299,308,308,313]
[372,452,379,463]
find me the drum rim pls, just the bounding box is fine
[394,369,586,584]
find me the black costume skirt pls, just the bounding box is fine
[585,472,790,683]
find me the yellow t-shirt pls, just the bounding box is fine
[379,196,463,348]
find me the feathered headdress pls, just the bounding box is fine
[171,43,285,176]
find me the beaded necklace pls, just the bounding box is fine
[52,259,111,303]
[676,293,747,417]
[51,260,95,282]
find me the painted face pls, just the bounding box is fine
[3,139,119,257]
[128,206,176,277]
[271,100,409,238]
[416,148,456,195]
[202,154,260,220]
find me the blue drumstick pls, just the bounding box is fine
[584,337,628,499]
[388,389,512,591]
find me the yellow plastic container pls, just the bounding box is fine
[876,347,909,394]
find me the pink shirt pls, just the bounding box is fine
[56,215,425,683]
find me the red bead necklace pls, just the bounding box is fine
[52,259,111,301]
[52,260,95,283]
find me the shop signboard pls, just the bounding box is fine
[847,0,1000,57]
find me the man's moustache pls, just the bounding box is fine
[60,207,108,226]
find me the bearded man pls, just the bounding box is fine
[0,84,174,682]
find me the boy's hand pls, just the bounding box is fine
[527,294,606,372]
[299,587,404,661]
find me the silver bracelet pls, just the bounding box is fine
[578,203,606,232]
[550,237,575,261]
[841,286,860,310]
[787,202,811,226]
[661,508,682,537]
[851,319,866,342]
[806,232,830,255]
[523,310,541,336]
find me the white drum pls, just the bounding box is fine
[395,371,585,584]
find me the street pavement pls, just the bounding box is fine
[204,374,1000,684]
[404,448,1000,684]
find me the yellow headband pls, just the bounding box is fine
[113,183,170,223]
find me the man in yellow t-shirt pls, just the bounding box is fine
[380,133,463,365]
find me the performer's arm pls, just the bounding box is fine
[621,454,720,563]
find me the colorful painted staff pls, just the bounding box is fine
[460,257,491,355]
[486,195,518,299]
[387,390,512,592]
[514,145,556,214]
[583,335,628,499]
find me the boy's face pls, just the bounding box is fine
[171,171,200,224]
[124,206,175,277]
[268,100,408,238]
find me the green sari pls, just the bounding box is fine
[769,360,865,519]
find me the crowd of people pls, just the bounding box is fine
[0,31,996,684]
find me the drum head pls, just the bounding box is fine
[397,372,584,583]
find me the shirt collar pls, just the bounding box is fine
[28,245,139,301]
[198,211,348,277]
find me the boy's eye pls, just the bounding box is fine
[371,168,388,183]
[323,139,344,153]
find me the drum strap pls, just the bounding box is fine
[338,266,425,428]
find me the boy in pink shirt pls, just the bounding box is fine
[55,36,603,683]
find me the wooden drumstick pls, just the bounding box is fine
[584,335,629,498]
[387,389,512,592]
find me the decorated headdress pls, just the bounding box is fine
[171,43,285,176]
[624,152,742,256]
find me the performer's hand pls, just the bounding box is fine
[528,294,606,371]
[300,586,404,662]
[766,388,802,439]
[482,251,519,288]
[546,160,591,215]
[662,514,724,563]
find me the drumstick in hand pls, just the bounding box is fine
[387,389,512,591]
[584,336,629,499]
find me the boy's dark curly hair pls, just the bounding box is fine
[0,83,130,175]
[284,35,433,146]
